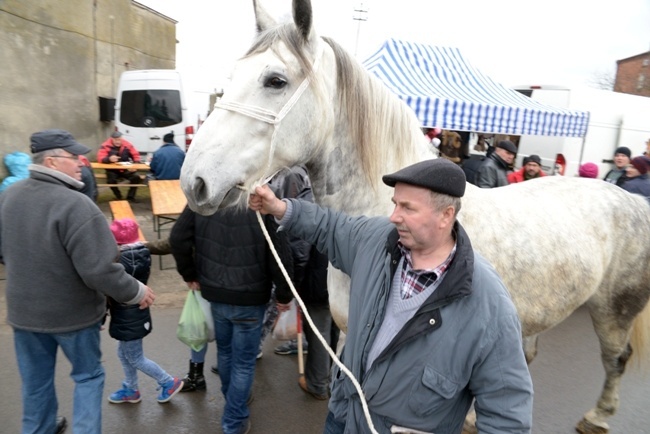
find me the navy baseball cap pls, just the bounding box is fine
[30,129,91,155]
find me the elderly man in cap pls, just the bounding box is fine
[149,131,186,181]
[475,140,517,188]
[97,130,143,202]
[0,129,156,434]
[507,154,546,184]
[249,159,533,434]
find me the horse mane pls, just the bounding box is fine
[244,24,426,189]
[322,37,426,188]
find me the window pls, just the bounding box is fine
[120,90,183,128]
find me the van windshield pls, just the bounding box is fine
[120,90,183,128]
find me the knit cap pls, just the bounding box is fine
[110,218,140,245]
[614,146,631,158]
[578,162,599,178]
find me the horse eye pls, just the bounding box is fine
[265,76,287,89]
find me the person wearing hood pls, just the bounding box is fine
[149,132,185,181]
[475,140,517,188]
[622,156,650,204]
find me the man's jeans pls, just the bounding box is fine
[117,339,173,389]
[13,323,104,434]
[212,303,265,434]
[323,411,346,434]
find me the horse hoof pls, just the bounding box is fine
[576,417,609,434]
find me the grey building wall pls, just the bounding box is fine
[0,0,176,177]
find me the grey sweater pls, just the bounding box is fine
[0,166,145,333]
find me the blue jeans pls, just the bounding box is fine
[190,344,209,363]
[13,323,104,434]
[117,339,172,389]
[323,411,346,434]
[212,302,265,434]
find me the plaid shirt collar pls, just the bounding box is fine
[398,241,457,299]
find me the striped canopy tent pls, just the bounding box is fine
[363,39,590,137]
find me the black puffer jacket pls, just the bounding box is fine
[270,166,330,306]
[109,243,152,341]
[170,206,293,306]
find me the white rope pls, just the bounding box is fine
[255,210,379,434]
[224,41,378,433]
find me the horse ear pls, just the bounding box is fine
[292,0,314,40]
[253,0,277,33]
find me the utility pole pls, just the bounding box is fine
[353,2,368,58]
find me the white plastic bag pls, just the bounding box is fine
[195,291,215,342]
[272,300,298,341]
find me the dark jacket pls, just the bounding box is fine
[169,206,293,306]
[109,243,152,341]
[150,142,185,180]
[270,166,329,306]
[476,152,510,188]
[622,174,650,204]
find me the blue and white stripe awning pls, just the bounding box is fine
[363,39,590,137]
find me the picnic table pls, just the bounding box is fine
[148,180,187,268]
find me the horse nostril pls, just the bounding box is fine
[193,177,209,206]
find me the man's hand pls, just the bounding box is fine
[276,301,292,313]
[249,185,287,219]
[109,155,119,163]
[138,286,155,309]
[186,281,200,291]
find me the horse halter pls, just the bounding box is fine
[214,42,325,190]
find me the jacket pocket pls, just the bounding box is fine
[408,365,461,416]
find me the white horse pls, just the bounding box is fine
[181,1,650,432]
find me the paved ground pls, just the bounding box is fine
[1,198,650,433]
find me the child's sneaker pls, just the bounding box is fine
[108,383,141,404]
[157,377,184,403]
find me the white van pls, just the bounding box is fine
[114,70,194,158]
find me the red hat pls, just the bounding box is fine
[110,218,140,245]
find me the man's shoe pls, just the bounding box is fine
[236,419,251,434]
[211,365,218,375]
[157,377,184,403]
[108,384,142,404]
[298,376,329,400]
[127,196,138,203]
[55,416,67,434]
[274,339,308,355]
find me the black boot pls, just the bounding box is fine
[180,361,206,392]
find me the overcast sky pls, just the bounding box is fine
[138,0,650,122]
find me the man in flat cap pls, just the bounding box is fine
[249,159,532,434]
[0,129,155,434]
[476,140,517,188]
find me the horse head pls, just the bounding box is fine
[181,0,336,215]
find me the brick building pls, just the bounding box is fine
[614,51,650,97]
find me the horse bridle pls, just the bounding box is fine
[214,42,324,189]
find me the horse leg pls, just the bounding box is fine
[576,306,634,434]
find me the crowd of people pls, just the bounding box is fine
[5,127,650,434]
[465,138,650,204]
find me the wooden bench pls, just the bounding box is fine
[108,200,146,241]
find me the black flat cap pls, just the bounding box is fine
[30,129,90,155]
[496,140,517,154]
[382,159,466,197]
[111,131,123,138]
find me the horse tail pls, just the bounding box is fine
[630,297,650,371]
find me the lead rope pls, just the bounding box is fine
[223,43,379,434]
